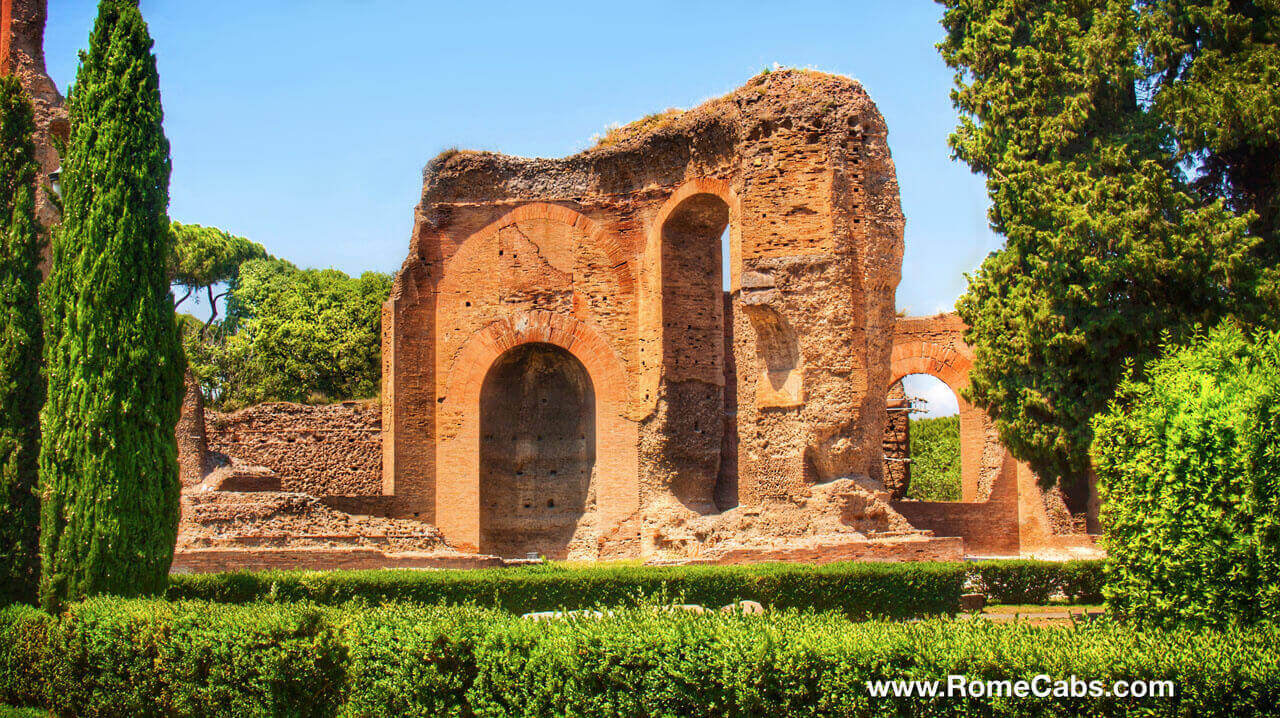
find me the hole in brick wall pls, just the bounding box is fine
[480,342,595,559]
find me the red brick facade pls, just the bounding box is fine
[887,314,1099,557]
[382,71,917,560]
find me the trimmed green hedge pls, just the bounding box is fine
[168,560,1106,616]
[168,561,970,619]
[970,560,1105,604]
[4,599,1278,717]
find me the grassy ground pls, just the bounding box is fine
[966,604,1106,626]
[907,415,962,501]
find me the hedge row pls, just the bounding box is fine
[166,560,1105,616]
[168,561,971,619]
[970,560,1105,604]
[3,599,1277,717]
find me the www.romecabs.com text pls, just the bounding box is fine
[866,675,1175,700]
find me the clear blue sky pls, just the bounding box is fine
[45,1,990,415]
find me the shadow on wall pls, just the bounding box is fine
[480,342,596,559]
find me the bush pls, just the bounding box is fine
[168,561,967,620]
[968,559,1104,605]
[1093,325,1280,627]
[3,599,1279,717]
[969,560,1062,604]
[907,415,962,501]
[0,605,51,709]
[5,599,347,718]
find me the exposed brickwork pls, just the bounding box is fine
[384,70,911,560]
[888,314,1101,558]
[205,401,382,497]
[1,0,65,250]
[881,382,910,500]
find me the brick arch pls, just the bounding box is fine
[889,331,988,502]
[888,345,973,412]
[434,310,638,552]
[443,202,634,294]
[637,178,740,417]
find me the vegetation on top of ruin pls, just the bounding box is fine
[578,67,856,151]
[592,108,686,148]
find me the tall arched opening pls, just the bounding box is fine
[658,192,733,511]
[883,373,964,502]
[479,342,596,558]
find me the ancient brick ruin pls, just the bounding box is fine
[5,2,1099,570]
[372,69,1098,564]
[1,0,66,242]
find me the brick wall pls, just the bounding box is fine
[206,401,382,497]
[384,70,907,558]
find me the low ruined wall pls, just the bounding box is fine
[206,401,382,496]
[891,455,1022,556]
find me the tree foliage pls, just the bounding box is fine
[38,0,185,611]
[185,258,390,409]
[939,0,1275,490]
[906,416,962,502]
[168,221,268,327]
[0,77,43,606]
[1093,324,1280,627]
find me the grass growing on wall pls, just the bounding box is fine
[908,416,962,501]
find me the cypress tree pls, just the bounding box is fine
[0,77,43,606]
[938,0,1267,491]
[39,0,185,610]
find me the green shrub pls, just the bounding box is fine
[0,605,51,709]
[1093,325,1280,627]
[33,599,347,718]
[168,561,968,620]
[1058,560,1106,604]
[969,560,1061,604]
[971,560,1106,605]
[907,415,962,501]
[3,599,1279,717]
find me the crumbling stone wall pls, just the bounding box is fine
[888,314,1100,557]
[890,314,1003,502]
[206,401,382,497]
[1,0,66,242]
[881,382,910,500]
[384,70,911,558]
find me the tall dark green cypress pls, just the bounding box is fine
[39,0,184,611]
[0,77,44,606]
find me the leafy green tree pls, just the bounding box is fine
[0,77,43,606]
[186,258,390,409]
[168,221,268,331]
[906,416,962,502]
[939,0,1269,491]
[1093,324,1280,627]
[39,0,185,611]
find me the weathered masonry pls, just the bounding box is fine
[2,0,1096,566]
[382,70,922,560]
